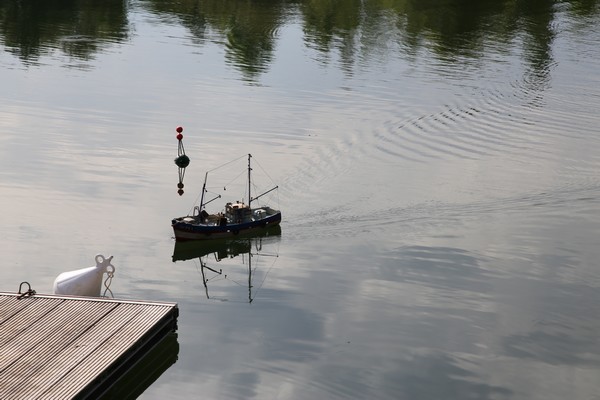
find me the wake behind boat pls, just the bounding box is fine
[172,154,282,241]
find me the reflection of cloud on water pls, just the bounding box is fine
[503,328,600,366]
[293,347,513,400]
[357,242,600,397]
[219,371,260,400]
[499,280,600,367]
[370,245,500,316]
[381,351,512,400]
[163,286,326,396]
[153,234,600,399]
[384,245,497,293]
[250,289,325,362]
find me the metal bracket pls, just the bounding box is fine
[17,281,36,299]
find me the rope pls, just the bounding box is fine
[252,157,278,187]
[102,270,115,298]
[101,261,116,298]
[218,169,246,192]
[186,154,248,215]
[206,154,247,174]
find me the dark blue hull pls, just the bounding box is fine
[172,211,281,241]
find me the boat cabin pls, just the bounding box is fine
[225,202,251,223]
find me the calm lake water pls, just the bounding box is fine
[2,1,600,399]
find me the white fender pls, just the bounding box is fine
[53,254,115,297]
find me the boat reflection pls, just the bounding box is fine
[172,226,281,302]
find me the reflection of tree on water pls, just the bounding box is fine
[142,0,598,82]
[144,0,285,81]
[172,226,281,303]
[1,0,598,78]
[514,0,556,103]
[0,0,129,65]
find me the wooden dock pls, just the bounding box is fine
[0,291,178,400]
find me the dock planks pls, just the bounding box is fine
[0,292,178,400]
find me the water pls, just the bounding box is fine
[1,1,600,399]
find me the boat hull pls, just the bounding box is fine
[172,211,282,241]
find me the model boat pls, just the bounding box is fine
[171,154,281,241]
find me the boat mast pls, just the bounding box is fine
[199,172,208,210]
[247,154,252,207]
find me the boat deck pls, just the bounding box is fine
[0,291,178,399]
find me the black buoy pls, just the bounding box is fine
[174,154,190,168]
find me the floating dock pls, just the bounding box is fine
[0,291,178,400]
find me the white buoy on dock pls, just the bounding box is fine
[53,254,115,297]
